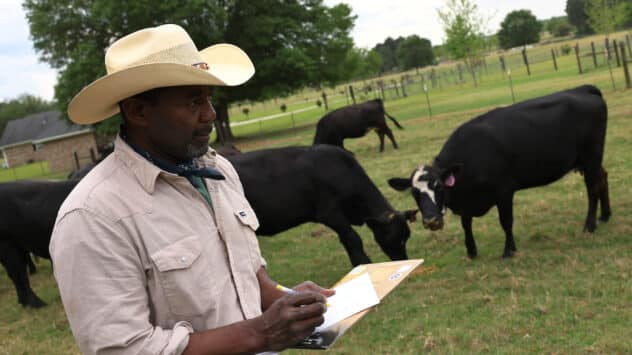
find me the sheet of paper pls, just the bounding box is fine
[316,272,380,331]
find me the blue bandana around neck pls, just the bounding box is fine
[119,128,225,181]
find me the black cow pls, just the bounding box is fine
[0,180,78,307]
[228,145,417,265]
[388,85,611,258]
[313,99,403,152]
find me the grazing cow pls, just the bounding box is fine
[388,85,611,258]
[313,99,403,152]
[0,180,78,307]
[228,145,417,265]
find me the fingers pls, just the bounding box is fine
[258,292,327,351]
[288,291,327,308]
[295,280,336,297]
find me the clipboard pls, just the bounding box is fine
[291,259,424,350]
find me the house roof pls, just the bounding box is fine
[0,110,92,149]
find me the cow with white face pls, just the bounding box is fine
[388,85,611,259]
[389,165,458,232]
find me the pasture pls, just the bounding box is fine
[1,35,632,353]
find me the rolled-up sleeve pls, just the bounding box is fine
[50,208,192,355]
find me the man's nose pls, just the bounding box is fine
[201,97,216,122]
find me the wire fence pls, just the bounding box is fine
[225,32,632,139]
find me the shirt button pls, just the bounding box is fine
[180,256,187,263]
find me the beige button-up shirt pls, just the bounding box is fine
[50,135,266,355]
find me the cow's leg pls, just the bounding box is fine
[497,192,516,258]
[376,131,385,152]
[0,244,46,308]
[27,253,37,275]
[598,167,611,222]
[582,167,601,233]
[320,213,371,266]
[384,127,398,150]
[461,215,477,258]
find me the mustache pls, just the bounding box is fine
[194,124,213,136]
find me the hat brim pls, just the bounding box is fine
[68,44,255,125]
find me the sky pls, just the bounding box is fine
[0,0,566,102]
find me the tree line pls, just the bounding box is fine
[3,0,632,142]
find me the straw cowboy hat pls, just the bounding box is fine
[68,24,255,124]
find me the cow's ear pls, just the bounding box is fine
[388,178,411,191]
[403,209,418,223]
[441,164,462,187]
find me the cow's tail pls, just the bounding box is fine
[385,112,404,130]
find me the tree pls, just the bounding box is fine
[23,0,356,141]
[437,0,489,86]
[395,35,435,71]
[566,0,593,34]
[544,16,575,37]
[585,0,628,36]
[0,94,55,136]
[497,10,542,49]
[343,48,383,80]
[373,36,405,72]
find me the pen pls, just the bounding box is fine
[276,284,331,308]
[275,284,298,295]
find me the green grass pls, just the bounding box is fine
[0,161,69,182]
[2,32,632,354]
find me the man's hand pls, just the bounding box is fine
[294,280,336,297]
[254,291,327,351]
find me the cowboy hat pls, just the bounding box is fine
[67,24,255,124]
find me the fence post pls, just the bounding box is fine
[348,85,356,104]
[605,37,611,61]
[551,49,558,71]
[575,43,583,74]
[522,48,531,76]
[89,148,97,163]
[379,80,385,100]
[614,40,621,67]
[457,64,464,83]
[499,55,506,78]
[423,84,432,117]
[591,41,598,68]
[621,43,631,89]
[507,69,516,104]
[401,77,408,97]
[73,151,80,170]
[392,80,400,97]
[431,68,437,88]
[321,91,328,110]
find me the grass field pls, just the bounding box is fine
[1,32,632,354]
[0,161,70,183]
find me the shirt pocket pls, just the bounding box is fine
[234,208,259,231]
[150,235,216,316]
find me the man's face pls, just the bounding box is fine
[143,85,215,163]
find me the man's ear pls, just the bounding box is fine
[120,98,151,128]
[388,178,411,191]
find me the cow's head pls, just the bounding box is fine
[366,209,418,261]
[388,164,460,231]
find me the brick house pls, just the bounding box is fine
[0,111,98,173]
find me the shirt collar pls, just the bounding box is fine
[113,134,221,194]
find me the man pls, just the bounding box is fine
[50,24,333,354]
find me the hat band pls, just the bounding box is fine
[110,42,204,73]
